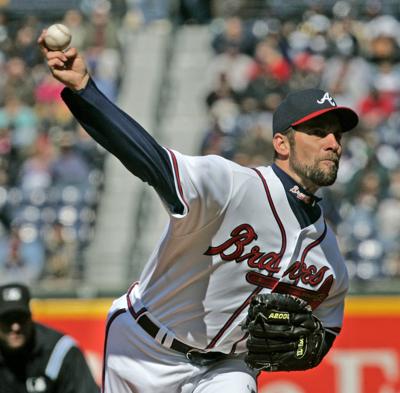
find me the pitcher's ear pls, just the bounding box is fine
[273,132,291,159]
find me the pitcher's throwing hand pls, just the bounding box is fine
[38,29,89,91]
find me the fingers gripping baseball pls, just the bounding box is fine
[38,30,89,91]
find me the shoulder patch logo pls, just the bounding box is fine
[317,92,336,106]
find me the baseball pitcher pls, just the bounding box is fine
[38,30,358,393]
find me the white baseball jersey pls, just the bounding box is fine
[128,150,349,355]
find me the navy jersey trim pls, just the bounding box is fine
[166,149,189,214]
[271,164,322,228]
[252,168,287,260]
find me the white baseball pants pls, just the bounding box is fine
[102,294,258,393]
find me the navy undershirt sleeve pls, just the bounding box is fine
[61,78,184,214]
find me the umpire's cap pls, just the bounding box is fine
[0,283,31,316]
[273,88,359,135]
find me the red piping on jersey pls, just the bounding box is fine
[273,276,333,309]
[206,168,287,349]
[102,308,127,392]
[300,221,327,264]
[252,168,287,259]
[277,221,333,309]
[246,271,278,288]
[245,270,333,310]
[166,149,189,212]
[206,287,262,349]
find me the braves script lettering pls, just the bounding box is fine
[204,223,257,261]
[283,261,330,286]
[205,223,330,287]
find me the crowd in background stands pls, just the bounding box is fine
[2,0,400,288]
[0,0,234,288]
[0,2,125,285]
[200,2,400,285]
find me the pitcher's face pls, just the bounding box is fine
[288,112,343,189]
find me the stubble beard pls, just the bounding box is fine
[289,152,339,187]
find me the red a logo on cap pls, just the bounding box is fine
[317,92,336,106]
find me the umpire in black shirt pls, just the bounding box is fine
[0,283,99,393]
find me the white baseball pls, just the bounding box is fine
[44,24,72,51]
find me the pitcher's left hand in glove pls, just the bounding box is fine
[243,293,327,372]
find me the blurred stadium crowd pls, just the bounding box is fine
[200,1,400,287]
[0,2,123,285]
[1,0,400,291]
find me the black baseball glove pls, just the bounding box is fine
[242,293,326,372]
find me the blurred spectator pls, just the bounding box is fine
[206,41,253,92]
[321,20,371,107]
[9,21,41,68]
[133,0,171,24]
[0,223,45,285]
[0,283,99,391]
[0,11,12,54]
[179,0,211,24]
[232,124,274,167]
[247,38,292,85]
[62,9,87,51]
[43,221,79,279]
[206,72,239,110]
[51,132,90,188]
[83,2,121,51]
[289,51,325,90]
[0,95,38,154]
[358,87,396,129]
[34,74,72,130]
[211,16,256,56]
[200,118,236,158]
[83,2,122,99]
[2,57,35,106]
[34,73,65,106]
[0,126,13,185]
[376,168,400,250]
[18,142,53,193]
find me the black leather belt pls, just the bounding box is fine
[136,313,228,366]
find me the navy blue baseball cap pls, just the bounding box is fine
[272,88,359,135]
[0,283,31,316]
